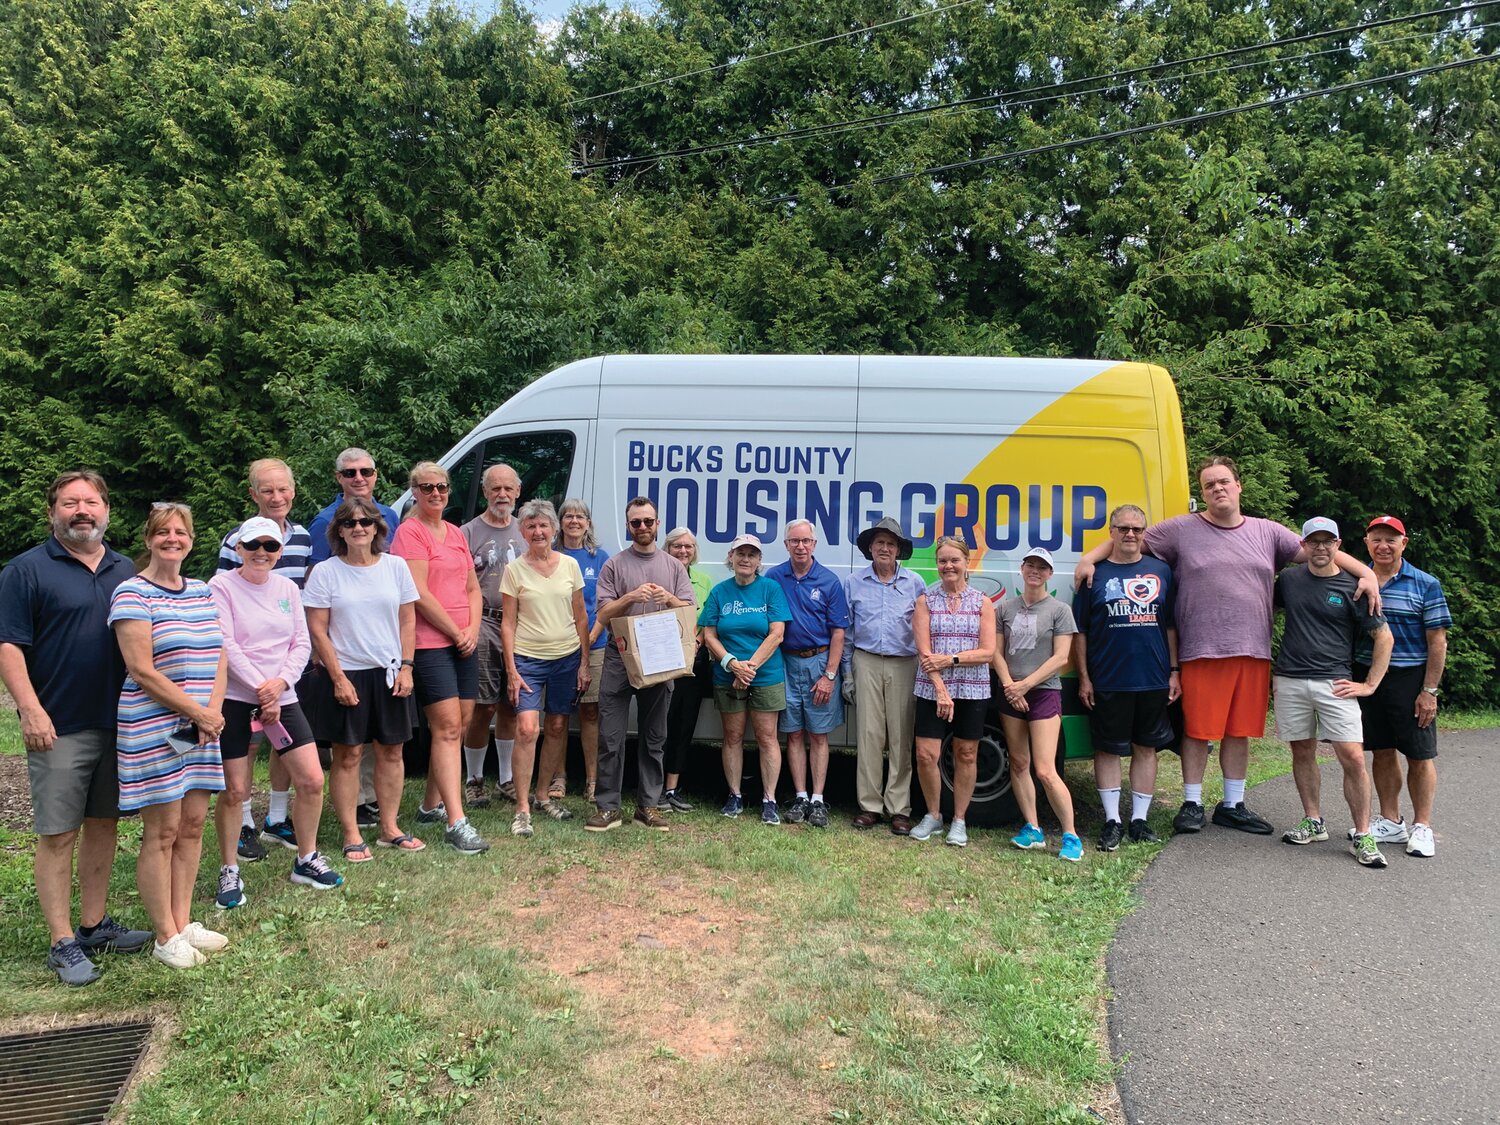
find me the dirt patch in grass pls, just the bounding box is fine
[0,751,31,834]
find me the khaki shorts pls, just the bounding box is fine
[579,646,606,705]
[714,682,786,714]
[475,616,507,705]
[1273,677,1364,743]
[29,729,123,835]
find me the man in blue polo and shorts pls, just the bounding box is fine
[768,520,851,829]
[1073,505,1180,851]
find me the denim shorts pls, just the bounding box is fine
[778,650,846,734]
[513,649,583,715]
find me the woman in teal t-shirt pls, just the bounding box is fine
[699,535,791,824]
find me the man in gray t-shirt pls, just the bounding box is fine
[1273,517,1393,865]
[459,464,527,804]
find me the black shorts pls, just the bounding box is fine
[312,666,417,748]
[1089,688,1174,756]
[914,695,987,742]
[219,700,316,760]
[1355,664,1437,760]
[412,645,479,708]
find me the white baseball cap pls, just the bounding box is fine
[237,516,284,546]
[1020,546,1055,568]
[727,533,764,554]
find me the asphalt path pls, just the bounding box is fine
[1107,728,1498,1125]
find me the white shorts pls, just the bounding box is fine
[1273,677,1364,743]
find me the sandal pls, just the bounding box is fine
[376,833,426,852]
[342,841,373,863]
[583,779,596,804]
[536,799,574,821]
[548,775,566,800]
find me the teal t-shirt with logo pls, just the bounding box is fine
[699,575,792,686]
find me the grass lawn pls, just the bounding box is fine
[0,709,1306,1124]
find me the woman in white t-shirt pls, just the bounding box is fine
[304,499,423,861]
[499,500,591,839]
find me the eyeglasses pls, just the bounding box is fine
[628,517,657,528]
[1111,526,1145,535]
[416,482,450,495]
[338,467,376,479]
[786,538,815,546]
[339,517,378,529]
[239,539,282,552]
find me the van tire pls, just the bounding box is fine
[910,717,1022,828]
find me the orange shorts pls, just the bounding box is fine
[1180,657,1270,741]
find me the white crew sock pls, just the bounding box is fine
[463,744,488,781]
[268,790,290,824]
[811,793,824,805]
[796,790,809,801]
[222,863,239,876]
[494,739,515,784]
[1184,783,1203,805]
[1098,787,1121,821]
[1222,778,1246,806]
[240,799,255,830]
[1131,791,1154,821]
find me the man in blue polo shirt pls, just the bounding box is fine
[768,519,851,829]
[0,471,152,984]
[1354,516,1452,859]
[305,447,400,566]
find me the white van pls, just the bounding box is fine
[408,355,1190,822]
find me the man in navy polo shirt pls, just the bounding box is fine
[768,519,851,829]
[0,470,152,984]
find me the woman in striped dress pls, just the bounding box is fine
[108,502,229,969]
[910,536,996,848]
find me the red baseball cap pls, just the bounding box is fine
[1366,515,1407,535]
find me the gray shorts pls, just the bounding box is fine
[28,728,123,835]
[476,615,507,705]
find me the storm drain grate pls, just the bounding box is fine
[0,1020,153,1125]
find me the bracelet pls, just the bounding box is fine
[400,659,414,667]
[720,652,735,671]
[1169,666,1180,672]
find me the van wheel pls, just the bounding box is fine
[910,719,1021,828]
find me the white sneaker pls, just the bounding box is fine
[1406,823,1435,857]
[1352,815,1409,843]
[153,932,206,969]
[181,921,230,953]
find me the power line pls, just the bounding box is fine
[574,0,1497,173]
[568,0,988,106]
[760,51,1498,203]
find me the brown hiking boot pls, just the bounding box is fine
[584,808,622,833]
[633,806,670,832]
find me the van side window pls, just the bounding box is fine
[477,431,576,519]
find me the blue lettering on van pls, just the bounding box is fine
[628,441,725,474]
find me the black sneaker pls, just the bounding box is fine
[1172,801,1205,834]
[1128,819,1161,844]
[1211,801,1274,835]
[664,789,694,812]
[261,817,298,849]
[806,800,829,829]
[356,802,381,828]
[237,824,267,862]
[1097,819,1123,852]
[784,796,809,824]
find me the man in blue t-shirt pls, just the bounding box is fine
[1073,505,1180,852]
[767,520,851,829]
[0,471,152,984]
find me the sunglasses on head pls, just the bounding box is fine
[240,539,282,552]
[416,481,450,495]
[338,467,376,479]
[628,517,657,528]
[339,517,377,529]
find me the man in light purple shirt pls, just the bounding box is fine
[841,518,925,835]
[1078,456,1378,836]
[585,497,695,833]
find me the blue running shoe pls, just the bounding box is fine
[720,793,744,818]
[1010,823,1046,850]
[761,800,781,826]
[291,851,345,889]
[261,817,297,850]
[1059,833,1083,862]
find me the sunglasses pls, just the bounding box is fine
[1112,526,1145,535]
[416,481,450,495]
[628,517,657,528]
[338,467,377,479]
[339,517,377,529]
[239,538,282,552]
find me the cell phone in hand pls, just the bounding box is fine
[250,710,294,750]
[165,723,198,756]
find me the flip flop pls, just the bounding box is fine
[376,834,426,852]
[342,841,373,863]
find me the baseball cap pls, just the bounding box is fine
[237,516,284,545]
[727,533,764,554]
[1300,516,1339,539]
[1366,515,1407,536]
[1020,546,1055,568]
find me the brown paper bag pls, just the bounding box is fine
[610,605,699,689]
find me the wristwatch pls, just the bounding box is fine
[951,654,960,667]
[1422,686,1440,698]
[823,670,837,681]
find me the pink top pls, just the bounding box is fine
[392,518,476,650]
[207,570,311,705]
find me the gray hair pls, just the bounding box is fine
[663,525,698,564]
[1109,504,1147,528]
[725,543,764,575]
[248,457,294,490]
[483,462,520,490]
[784,519,815,541]
[517,499,559,531]
[555,498,598,551]
[335,447,375,471]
